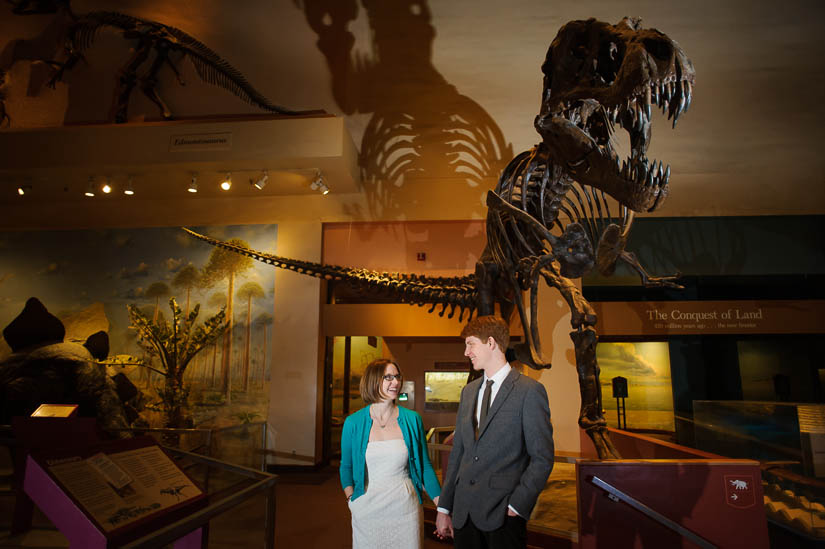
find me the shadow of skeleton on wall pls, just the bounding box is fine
[296,0,513,223]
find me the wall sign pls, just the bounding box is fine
[169,132,232,152]
[592,300,825,336]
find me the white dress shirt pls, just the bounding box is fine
[475,362,511,425]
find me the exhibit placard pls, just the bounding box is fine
[28,436,205,538]
[31,403,78,417]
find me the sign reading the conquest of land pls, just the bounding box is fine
[592,300,825,336]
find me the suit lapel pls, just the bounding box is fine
[477,369,519,440]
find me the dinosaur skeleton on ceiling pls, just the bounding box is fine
[3,0,316,123]
[188,16,695,459]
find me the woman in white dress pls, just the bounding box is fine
[340,358,442,548]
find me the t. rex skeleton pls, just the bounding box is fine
[184,16,695,459]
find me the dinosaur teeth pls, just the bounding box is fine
[644,86,652,120]
[664,164,671,185]
[684,81,693,111]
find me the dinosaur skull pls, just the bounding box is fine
[534,17,695,212]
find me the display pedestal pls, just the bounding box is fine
[10,415,103,535]
[577,459,769,548]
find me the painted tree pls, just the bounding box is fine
[253,312,274,385]
[145,281,171,322]
[237,281,265,391]
[206,292,227,387]
[127,298,226,429]
[172,264,200,317]
[200,239,253,403]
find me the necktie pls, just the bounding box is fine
[479,379,494,430]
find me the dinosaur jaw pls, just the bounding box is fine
[537,75,693,213]
[536,17,695,213]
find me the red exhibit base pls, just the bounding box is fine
[577,459,769,548]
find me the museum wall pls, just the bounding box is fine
[3,1,825,467]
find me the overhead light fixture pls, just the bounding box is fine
[123,177,134,196]
[310,170,330,195]
[17,185,31,196]
[85,177,95,197]
[251,170,269,190]
[220,173,232,191]
[188,173,198,193]
[101,179,112,194]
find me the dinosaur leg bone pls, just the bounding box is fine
[570,326,620,460]
[539,266,597,329]
[111,38,152,123]
[138,44,173,119]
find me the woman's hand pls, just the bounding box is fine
[344,486,354,501]
[433,496,439,506]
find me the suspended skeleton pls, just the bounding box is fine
[4,0,314,123]
[185,16,695,459]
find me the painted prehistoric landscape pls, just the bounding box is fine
[597,342,676,431]
[0,224,277,431]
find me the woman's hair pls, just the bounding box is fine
[360,358,402,404]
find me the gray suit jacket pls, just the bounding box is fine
[439,368,554,531]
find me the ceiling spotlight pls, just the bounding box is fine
[101,179,112,194]
[17,185,31,196]
[188,173,198,193]
[220,173,232,191]
[123,177,135,196]
[85,177,95,197]
[310,170,330,195]
[252,171,269,190]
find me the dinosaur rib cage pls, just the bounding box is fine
[182,228,480,320]
[493,144,633,259]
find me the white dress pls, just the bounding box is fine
[349,438,422,549]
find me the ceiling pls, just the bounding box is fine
[0,0,823,223]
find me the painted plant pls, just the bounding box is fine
[127,297,226,429]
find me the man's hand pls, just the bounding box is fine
[435,512,454,539]
[507,508,518,516]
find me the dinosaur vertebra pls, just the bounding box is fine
[184,17,695,460]
[182,228,480,321]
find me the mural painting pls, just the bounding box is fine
[597,341,675,432]
[0,224,277,430]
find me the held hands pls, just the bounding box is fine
[435,512,454,540]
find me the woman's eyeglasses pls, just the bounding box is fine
[382,374,402,382]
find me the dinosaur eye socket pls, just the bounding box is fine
[642,37,673,60]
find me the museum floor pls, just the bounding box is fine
[1,461,578,548]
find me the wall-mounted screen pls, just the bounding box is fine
[424,371,468,412]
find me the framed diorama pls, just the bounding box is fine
[424,370,468,412]
[596,341,675,432]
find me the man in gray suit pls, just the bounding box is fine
[435,316,554,548]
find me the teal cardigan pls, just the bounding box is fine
[340,406,441,504]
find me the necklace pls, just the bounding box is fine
[371,405,394,429]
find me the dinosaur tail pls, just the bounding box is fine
[182,228,479,320]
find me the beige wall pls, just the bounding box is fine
[268,221,323,464]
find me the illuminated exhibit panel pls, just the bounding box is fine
[596,341,675,432]
[423,371,466,412]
